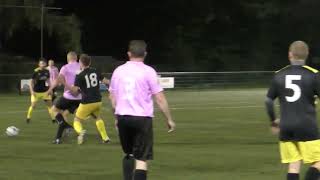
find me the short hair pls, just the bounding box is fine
[289,41,309,60]
[79,54,91,67]
[39,58,46,63]
[67,51,77,60]
[128,40,147,58]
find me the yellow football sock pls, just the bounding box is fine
[27,106,33,119]
[73,121,83,134]
[96,119,109,141]
[47,107,55,120]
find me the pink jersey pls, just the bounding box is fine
[47,66,59,85]
[59,61,82,100]
[109,61,163,117]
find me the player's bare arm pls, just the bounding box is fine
[108,92,118,130]
[47,74,65,94]
[69,85,80,95]
[102,77,110,85]
[154,91,175,132]
[265,97,280,135]
[48,74,65,92]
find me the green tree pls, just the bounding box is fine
[0,0,81,57]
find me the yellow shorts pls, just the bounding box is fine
[75,102,102,120]
[280,140,320,164]
[31,92,52,103]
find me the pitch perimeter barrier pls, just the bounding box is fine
[0,71,275,92]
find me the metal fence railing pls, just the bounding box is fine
[0,71,275,92]
[158,71,274,89]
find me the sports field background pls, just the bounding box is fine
[0,89,313,180]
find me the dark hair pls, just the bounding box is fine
[128,40,147,58]
[79,54,91,67]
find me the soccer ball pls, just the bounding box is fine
[6,126,20,136]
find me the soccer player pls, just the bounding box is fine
[66,54,110,144]
[47,52,82,144]
[47,59,59,101]
[26,58,55,123]
[109,40,176,180]
[265,41,320,180]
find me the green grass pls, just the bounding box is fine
[0,89,312,179]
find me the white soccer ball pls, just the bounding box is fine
[6,126,20,136]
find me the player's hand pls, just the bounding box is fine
[46,90,52,95]
[167,119,176,133]
[102,78,110,85]
[270,119,280,135]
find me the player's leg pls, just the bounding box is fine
[298,140,320,180]
[305,161,320,180]
[51,97,74,144]
[52,88,57,102]
[133,117,153,180]
[134,160,148,180]
[26,93,38,123]
[44,99,55,123]
[118,116,135,180]
[74,103,90,145]
[287,161,301,180]
[280,141,302,180]
[92,102,110,143]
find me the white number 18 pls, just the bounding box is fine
[85,73,98,88]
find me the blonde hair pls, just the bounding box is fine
[289,41,309,60]
[67,51,77,61]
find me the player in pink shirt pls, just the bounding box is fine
[109,40,176,180]
[47,51,82,144]
[47,59,59,101]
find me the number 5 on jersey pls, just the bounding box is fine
[285,75,302,102]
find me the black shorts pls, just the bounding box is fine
[117,115,153,161]
[54,96,81,114]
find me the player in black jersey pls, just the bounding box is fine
[66,54,110,145]
[266,41,320,180]
[26,58,55,123]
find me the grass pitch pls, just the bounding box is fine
[0,89,309,180]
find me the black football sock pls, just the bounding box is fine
[55,113,67,139]
[65,123,73,129]
[134,170,147,180]
[305,167,319,180]
[287,173,299,180]
[123,155,134,180]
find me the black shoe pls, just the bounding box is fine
[52,139,62,144]
[26,119,31,124]
[102,139,111,144]
[52,120,56,124]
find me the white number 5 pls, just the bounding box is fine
[285,75,301,102]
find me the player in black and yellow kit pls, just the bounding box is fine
[266,41,320,180]
[26,59,55,123]
[66,54,110,144]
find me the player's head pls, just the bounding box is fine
[79,54,91,69]
[128,40,147,60]
[38,58,47,69]
[67,51,78,63]
[48,59,54,66]
[289,41,309,63]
